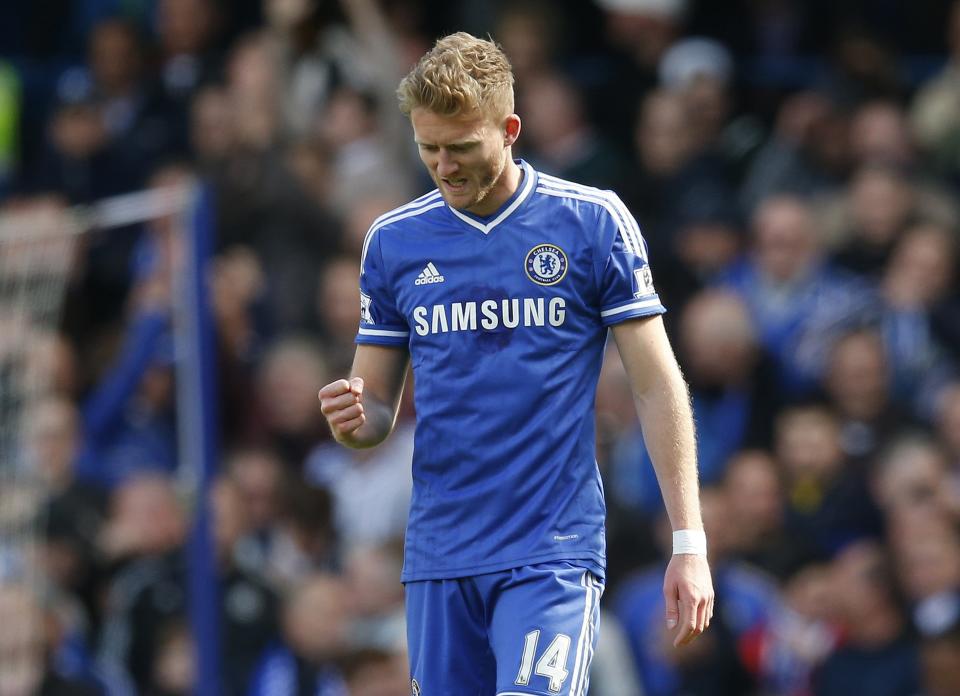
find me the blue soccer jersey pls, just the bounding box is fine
[356,160,665,582]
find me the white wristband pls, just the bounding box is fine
[673,529,707,556]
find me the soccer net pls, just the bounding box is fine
[0,202,80,581]
[0,184,220,692]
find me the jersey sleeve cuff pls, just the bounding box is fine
[600,296,666,326]
[356,325,410,345]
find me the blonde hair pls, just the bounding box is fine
[397,32,515,120]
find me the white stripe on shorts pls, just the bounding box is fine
[567,571,602,695]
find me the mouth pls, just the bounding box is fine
[441,177,468,194]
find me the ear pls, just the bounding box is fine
[503,114,522,147]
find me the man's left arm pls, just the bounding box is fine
[611,315,715,647]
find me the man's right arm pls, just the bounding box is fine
[318,343,410,448]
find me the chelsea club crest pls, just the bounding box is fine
[525,244,568,286]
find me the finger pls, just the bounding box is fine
[335,413,366,435]
[328,403,364,425]
[663,586,679,631]
[318,379,352,400]
[696,597,708,634]
[706,594,715,628]
[349,377,364,397]
[674,599,697,647]
[320,392,361,416]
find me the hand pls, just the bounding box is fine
[663,553,714,647]
[318,377,366,442]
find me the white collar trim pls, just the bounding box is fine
[447,161,535,235]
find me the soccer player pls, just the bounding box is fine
[318,32,713,695]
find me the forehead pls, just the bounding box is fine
[410,107,495,144]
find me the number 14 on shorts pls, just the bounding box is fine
[515,630,572,693]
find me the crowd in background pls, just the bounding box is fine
[2,0,960,694]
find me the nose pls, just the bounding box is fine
[436,150,458,178]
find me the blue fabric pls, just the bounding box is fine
[812,636,920,696]
[405,561,604,695]
[718,259,877,397]
[75,310,177,487]
[357,161,664,582]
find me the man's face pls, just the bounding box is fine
[411,107,517,216]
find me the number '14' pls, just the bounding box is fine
[515,630,571,693]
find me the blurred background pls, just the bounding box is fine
[1,0,960,694]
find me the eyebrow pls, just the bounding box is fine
[415,139,481,149]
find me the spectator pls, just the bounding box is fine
[888,514,960,639]
[592,0,688,141]
[872,436,955,529]
[935,383,960,489]
[32,72,130,202]
[265,479,337,588]
[830,163,920,277]
[189,85,236,170]
[624,88,734,310]
[339,647,408,696]
[25,397,108,637]
[97,475,277,695]
[721,449,814,578]
[518,69,629,190]
[740,91,850,216]
[848,100,917,171]
[315,255,366,376]
[822,329,907,463]
[812,541,921,696]
[227,447,286,546]
[316,85,413,214]
[0,582,102,696]
[247,574,350,695]
[721,195,875,396]
[494,0,562,87]
[155,0,223,106]
[877,222,959,418]
[147,620,193,696]
[657,37,739,163]
[254,338,330,467]
[342,544,405,651]
[73,232,178,488]
[740,556,840,696]
[305,419,412,549]
[775,404,881,556]
[909,0,960,181]
[86,19,178,176]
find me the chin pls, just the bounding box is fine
[443,191,480,211]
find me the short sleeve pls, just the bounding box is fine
[594,194,666,326]
[356,228,409,346]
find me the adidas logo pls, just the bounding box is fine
[415,262,445,285]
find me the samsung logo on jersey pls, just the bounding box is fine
[412,297,566,336]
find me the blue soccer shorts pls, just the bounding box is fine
[405,561,604,695]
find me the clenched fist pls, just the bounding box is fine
[318,377,366,442]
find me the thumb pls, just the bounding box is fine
[349,377,364,397]
[664,586,679,630]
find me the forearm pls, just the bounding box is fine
[633,366,702,532]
